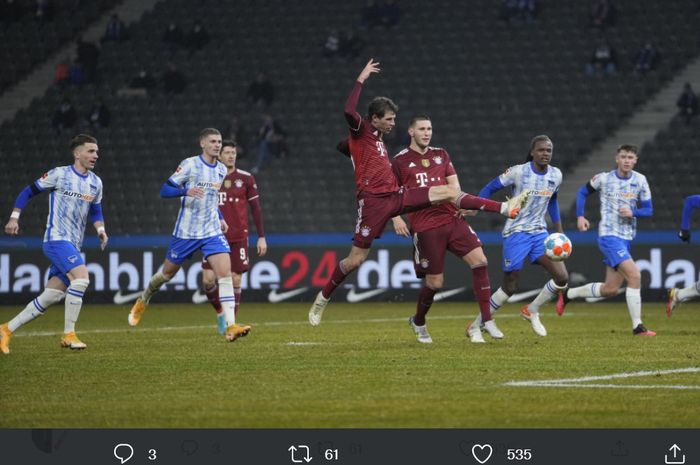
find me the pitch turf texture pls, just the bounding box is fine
[1,301,698,428]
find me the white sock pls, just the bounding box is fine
[528,279,566,313]
[474,287,508,326]
[142,271,168,304]
[567,282,603,300]
[626,287,642,328]
[218,276,236,326]
[65,279,89,333]
[677,281,700,302]
[8,288,65,333]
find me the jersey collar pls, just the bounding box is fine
[70,165,89,178]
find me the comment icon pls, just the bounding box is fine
[113,443,134,464]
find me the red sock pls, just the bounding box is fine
[234,287,241,315]
[321,260,349,299]
[205,283,222,314]
[413,285,437,326]
[456,192,501,213]
[472,264,492,322]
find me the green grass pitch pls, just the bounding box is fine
[1,301,698,428]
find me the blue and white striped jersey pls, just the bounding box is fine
[589,170,651,240]
[35,165,103,248]
[169,155,227,239]
[498,162,562,237]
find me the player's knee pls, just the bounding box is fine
[344,256,365,271]
[202,270,216,288]
[626,271,641,287]
[162,269,177,281]
[426,275,443,290]
[69,278,90,293]
[503,279,518,295]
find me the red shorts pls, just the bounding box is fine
[352,188,432,248]
[412,218,482,277]
[202,239,250,274]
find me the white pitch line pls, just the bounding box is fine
[505,382,700,390]
[504,367,700,390]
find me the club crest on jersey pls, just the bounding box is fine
[235,179,244,188]
[420,258,429,269]
[421,159,430,168]
[224,180,232,189]
[432,156,443,165]
[360,225,372,237]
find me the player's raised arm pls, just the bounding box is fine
[344,59,381,129]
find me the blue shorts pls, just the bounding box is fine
[502,231,548,272]
[166,235,231,265]
[598,236,632,268]
[43,240,84,287]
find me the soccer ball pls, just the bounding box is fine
[544,233,572,261]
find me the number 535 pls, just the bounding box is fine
[507,449,532,461]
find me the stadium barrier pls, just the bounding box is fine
[0,232,694,305]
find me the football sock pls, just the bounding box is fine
[218,276,236,326]
[471,264,492,322]
[455,192,501,213]
[413,285,437,326]
[528,279,567,313]
[567,282,603,300]
[626,287,643,328]
[677,281,700,302]
[204,282,223,314]
[322,260,349,299]
[474,287,508,326]
[8,288,64,332]
[142,271,168,304]
[65,279,89,333]
[234,287,241,315]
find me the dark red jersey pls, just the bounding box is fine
[218,168,263,242]
[392,146,458,232]
[345,81,400,194]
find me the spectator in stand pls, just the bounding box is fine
[68,60,86,86]
[585,39,617,76]
[322,29,341,59]
[52,99,77,132]
[76,38,100,83]
[162,62,187,95]
[126,69,157,97]
[53,56,70,88]
[360,0,381,28]
[677,83,698,125]
[590,0,616,29]
[185,20,209,53]
[339,29,364,60]
[380,0,401,28]
[632,42,659,76]
[102,14,128,43]
[162,22,184,53]
[224,115,250,158]
[86,100,110,130]
[252,114,288,174]
[246,71,275,107]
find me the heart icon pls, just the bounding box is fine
[471,444,493,464]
